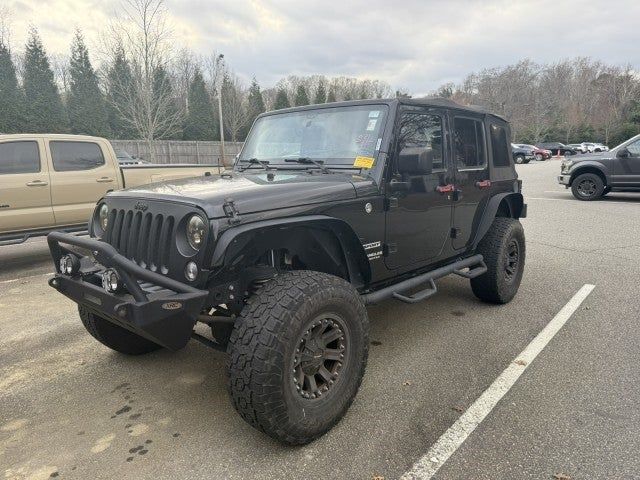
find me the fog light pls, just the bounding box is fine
[102,268,123,293]
[185,261,198,282]
[59,254,80,275]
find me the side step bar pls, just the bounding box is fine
[361,255,487,305]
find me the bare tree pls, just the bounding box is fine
[104,0,183,159]
[221,72,247,142]
[0,6,12,47]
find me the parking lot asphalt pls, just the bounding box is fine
[1,159,639,480]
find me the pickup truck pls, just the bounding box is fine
[0,134,219,245]
[558,133,640,200]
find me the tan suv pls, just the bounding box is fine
[0,134,219,245]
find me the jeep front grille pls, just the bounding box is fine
[104,209,175,274]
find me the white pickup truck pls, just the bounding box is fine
[0,134,220,245]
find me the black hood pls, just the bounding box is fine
[108,169,377,218]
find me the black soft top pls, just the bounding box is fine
[259,97,507,122]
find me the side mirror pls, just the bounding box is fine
[398,147,434,175]
[617,148,630,158]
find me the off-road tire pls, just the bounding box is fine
[471,217,525,304]
[79,305,162,355]
[227,270,369,445]
[571,173,605,201]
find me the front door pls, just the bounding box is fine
[613,138,640,186]
[451,116,491,250]
[47,140,119,226]
[384,107,454,270]
[0,139,54,234]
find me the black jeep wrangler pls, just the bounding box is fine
[48,98,526,444]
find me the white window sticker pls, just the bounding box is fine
[375,138,382,151]
[369,110,380,118]
[366,119,377,131]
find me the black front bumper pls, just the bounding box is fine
[48,232,208,351]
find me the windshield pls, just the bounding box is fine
[239,105,389,168]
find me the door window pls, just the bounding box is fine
[453,117,486,169]
[50,141,105,172]
[626,139,640,156]
[490,124,511,167]
[397,112,444,171]
[0,141,40,175]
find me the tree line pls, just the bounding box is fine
[435,58,640,146]
[1,1,639,150]
[0,0,391,154]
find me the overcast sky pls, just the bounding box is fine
[3,0,640,94]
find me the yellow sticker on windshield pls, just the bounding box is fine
[354,156,375,169]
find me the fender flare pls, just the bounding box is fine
[210,215,371,287]
[569,162,610,185]
[471,192,525,249]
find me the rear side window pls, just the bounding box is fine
[398,112,445,171]
[453,117,486,169]
[50,141,105,172]
[0,141,40,175]
[490,124,510,167]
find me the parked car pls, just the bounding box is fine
[536,142,578,156]
[582,142,609,153]
[512,144,534,164]
[516,144,551,161]
[47,98,527,445]
[558,133,640,200]
[567,143,588,153]
[115,149,149,165]
[0,134,220,245]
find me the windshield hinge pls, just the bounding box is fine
[223,198,241,225]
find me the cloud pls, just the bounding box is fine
[4,0,640,92]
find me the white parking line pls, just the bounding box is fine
[527,197,638,205]
[401,284,596,480]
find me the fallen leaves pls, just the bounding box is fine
[514,359,527,366]
[452,406,464,413]
[403,380,412,386]
[552,474,571,480]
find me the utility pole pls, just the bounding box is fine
[216,54,226,166]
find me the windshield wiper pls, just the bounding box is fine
[238,158,272,171]
[283,157,332,174]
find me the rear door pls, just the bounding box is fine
[47,139,119,226]
[0,139,54,234]
[451,115,490,250]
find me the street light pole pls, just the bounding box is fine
[216,54,226,166]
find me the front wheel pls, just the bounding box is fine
[471,218,526,304]
[227,271,369,445]
[535,153,544,161]
[571,173,604,201]
[515,155,525,164]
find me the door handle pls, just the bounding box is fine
[26,180,48,187]
[96,177,114,183]
[436,184,455,194]
[475,180,492,189]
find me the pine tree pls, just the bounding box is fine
[22,28,66,133]
[314,80,327,104]
[105,45,136,139]
[294,85,309,106]
[244,77,265,135]
[67,31,109,136]
[327,86,337,103]
[274,87,290,110]
[0,41,23,133]
[183,68,215,140]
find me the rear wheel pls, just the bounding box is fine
[471,218,525,304]
[571,173,605,201]
[515,155,525,164]
[79,306,162,355]
[535,153,544,161]
[227,270,369,445]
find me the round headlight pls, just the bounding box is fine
[59,254,80,275]
[98,203,109,230]
[186,215,206,250]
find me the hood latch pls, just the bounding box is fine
[223,197,241,225]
